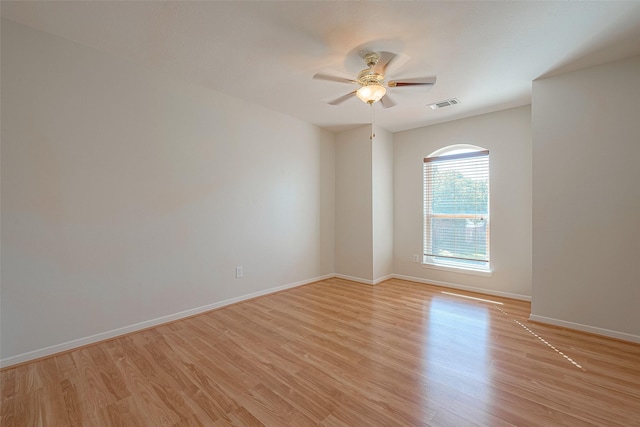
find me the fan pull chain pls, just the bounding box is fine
[370,102,376,140]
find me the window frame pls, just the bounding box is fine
[423,145,491,274]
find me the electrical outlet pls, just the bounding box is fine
[235,267,243,278]
[413,254,420,263]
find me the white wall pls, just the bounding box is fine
[0,19,335,364]
[334,123,394,284]
[372,127,394,282]
[335,125,373,282]
[531,56,640,341]
[393,106,533,299]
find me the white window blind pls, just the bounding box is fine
[424,149,490,267]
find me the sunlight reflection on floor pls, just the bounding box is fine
[423,297,490,422]
[440,291,504,305]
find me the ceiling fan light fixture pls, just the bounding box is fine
[313,51,435,108]
[356,84,386,104]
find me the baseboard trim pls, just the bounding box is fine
[333,274,374,285]
[0,274,334,369]
[529,314,640,344]
[10,273,637,367]
[392,274,532,301]
[373,274,394,285]
[332,273,394,286]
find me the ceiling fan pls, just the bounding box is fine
[313,51,436,108]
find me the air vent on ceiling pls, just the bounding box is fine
[428,98,460,110]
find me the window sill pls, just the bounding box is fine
[421,262,493,277]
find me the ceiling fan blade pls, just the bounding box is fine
[327,91,357,105]
[380,94,397,109]
[313,73,358,85]
[373,51,397,75]
[388,76,437,87]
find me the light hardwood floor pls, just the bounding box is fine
[1,277,639,426]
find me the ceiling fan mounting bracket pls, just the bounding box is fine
[363,52,380,68]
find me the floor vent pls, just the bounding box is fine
[429,98,460,109]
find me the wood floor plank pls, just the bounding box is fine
[2,277,640,426]
[11,363,45,399]
[70,348,117,410]
[236,382,316,427]
[0,396,16,427]
[87,345,131,402]
[114,345,183,426]
[0,368,16,400]
[59,379,82,427]
[105,396,147,427]
[216,406,265,427]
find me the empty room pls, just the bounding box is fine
[1,1,640,426]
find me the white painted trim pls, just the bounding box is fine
[421,262,493,277]
[392,274,531,301]
[529,314,640,344]
[6,273,637,368]
[373,274,394,285]
[333,274,393,285]
[333,274,374,285]
[0,274,334,368]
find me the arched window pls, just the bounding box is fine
[423,145,490,271]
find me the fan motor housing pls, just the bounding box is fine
[357,69,384,86]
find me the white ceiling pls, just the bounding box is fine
[3,1,640,133]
